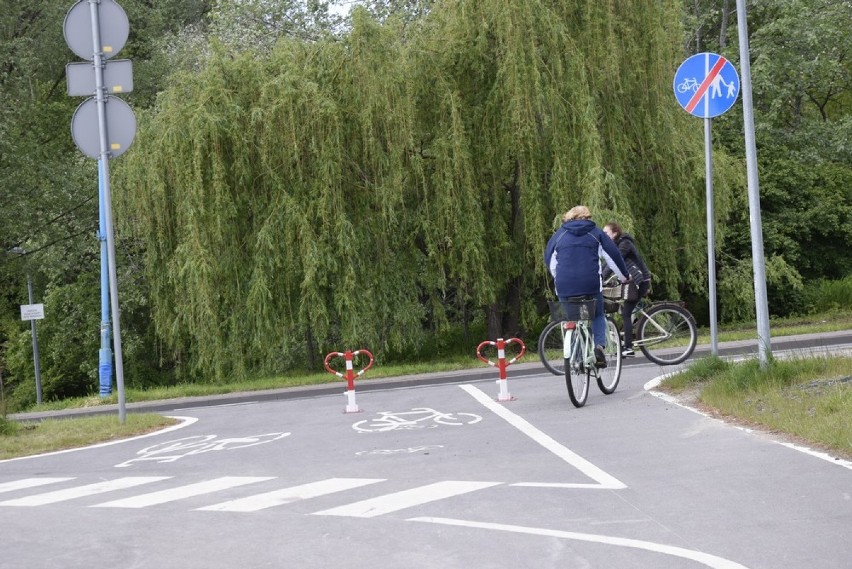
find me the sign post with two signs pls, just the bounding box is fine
[64,0,134,422]
[673,52,740,356]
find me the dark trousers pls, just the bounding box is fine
[622,280,651,349]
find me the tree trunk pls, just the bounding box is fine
[486,302,502,341]
[693,0,702,51]
[719,0,731,50]
[305,325,319,371]
[501,275,523,339]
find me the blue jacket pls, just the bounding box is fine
[544,219,628,297]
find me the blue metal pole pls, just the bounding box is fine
[98,159,113,396]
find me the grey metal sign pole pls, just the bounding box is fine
[25,270,44,405]
[11,246,44,405]
[86,0,126,422]
[66,0,135,422]
[736,0,772,368]
[704,118,719,355]
[674,52,742,361]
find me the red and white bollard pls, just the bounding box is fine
[476,337,526,402]
[324,349,374,413]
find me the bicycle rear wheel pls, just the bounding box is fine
[597,318,622,394]
[637,304,697,365]
[565,328,590,407]
[538,320,566,375]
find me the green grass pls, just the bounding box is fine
[11,309,852,413]
[0,414,178,460]
[21,354,479,412]
[704,309,852,344]
[660,354,852,460]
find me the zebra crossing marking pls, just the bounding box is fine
[198,478,385,512]
[312,480,501,518]
[92,476,274,509]
[0,477,170,507]
[0,478,74,494]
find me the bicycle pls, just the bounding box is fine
[601,279,698,365]
[541,297,622,407]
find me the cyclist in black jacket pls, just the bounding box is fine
[603,221,652,357]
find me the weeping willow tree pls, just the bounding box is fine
[115,0,740,381]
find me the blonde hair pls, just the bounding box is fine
[563,205,592,222]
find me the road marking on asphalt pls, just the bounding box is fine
[0,416,198,464]
[410,517,753,569]
[92,476,274,508]
[312,481,500,518]
[0,477,170,506]
[644,372,852,471]
[460,384,627,489]
[197,478,385,512]
[0,478,75,494]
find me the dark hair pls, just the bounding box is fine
[605,221,623,237]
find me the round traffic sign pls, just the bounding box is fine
[673,52,740,118]
[64,0,130,61]
[71,96,137,159]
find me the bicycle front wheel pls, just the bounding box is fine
[597,318,623,394]
[565,329,590,407]
[538,320,566,375]
[637,304,697,365]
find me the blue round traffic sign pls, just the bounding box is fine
[673,52,740,118]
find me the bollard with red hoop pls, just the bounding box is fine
[324,349,374,413]
[476,337,526,402]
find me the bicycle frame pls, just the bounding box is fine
[602,288,697,365]
[630,300,687,347]
[564,320,594,371]
[631,304,667,347]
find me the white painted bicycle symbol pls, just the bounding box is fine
[352,408,482,433]
[114,432,291,468]
[677,77,699,93]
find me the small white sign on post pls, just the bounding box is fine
[21,304,45,321]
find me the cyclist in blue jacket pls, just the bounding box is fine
[544,205,629,367]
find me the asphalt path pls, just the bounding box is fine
[1,331,850,569]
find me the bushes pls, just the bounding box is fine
[802,276,852,314]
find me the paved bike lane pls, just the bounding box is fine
[2,360,849,569]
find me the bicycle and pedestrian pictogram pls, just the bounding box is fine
[673,52,740,119]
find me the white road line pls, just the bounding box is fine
[312,481,500,518]
[410,517,752,569]
[93,476,273,508]
[198,478,386,512]
[0,477,170,506]
[0,478,75,494]
[460,384,627,489]
[0,416,198,464]
[644,374,852,471]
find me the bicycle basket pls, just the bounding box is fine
[602,285,622,301]
[603,283,639,302]
[548,298,596,321]
[603,298,620,314]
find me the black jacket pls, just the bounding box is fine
[603,233,651,284]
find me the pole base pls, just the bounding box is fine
[344,390,360,413]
